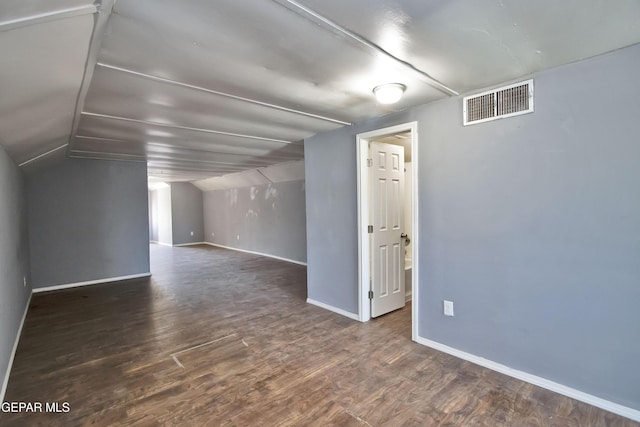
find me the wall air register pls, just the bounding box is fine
[463,79,534,126]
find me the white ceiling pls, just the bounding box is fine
[2,0,640,182]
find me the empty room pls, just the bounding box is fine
[1,1,639,425]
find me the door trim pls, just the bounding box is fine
[356,121,419,341]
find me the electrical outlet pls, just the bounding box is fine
[23,277,27,287]
[237,235,240,241]
[443,300,454,316]
[190,231,194,236]
[211,232,215,237]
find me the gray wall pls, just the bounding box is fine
[305,43,640,410]
[0,147,31,398]
[25,153,150,289]
[305,112,411,311]
[170,182,204,245]
[204,180,307,263]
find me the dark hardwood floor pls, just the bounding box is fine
[1,244,637,426]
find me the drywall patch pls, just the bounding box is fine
[265,184,278,200]
[226,188,238,206]
[250,186,259,200]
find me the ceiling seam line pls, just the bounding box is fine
[95,62,352,126]
[0,5,98,32]
[148,167,264,173]
[75,135,303,151]
[74,136,303,158]
[147,163,268,168]
[75,135,130,143]
[256,169,274,183]
[273,0,458,96]
[68,155,147,163]
[143,155,288,166]
[80,112,295,144]
[147,153,301,161]
[148,164,269,172]
[148,162,274,168]
[18,144,69,167]
[147,158,275,166]
[69,150,145,160]
[147,158,274,165]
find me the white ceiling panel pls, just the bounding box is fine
[69,0,449,179]
[297,0,640,92]
[0,0,94,23]
[97,0,447,119]
[75,114,304,157]
[80,65,340,142]
[71,137,302,166]
[2,0,640,182]
[0,14,94,164]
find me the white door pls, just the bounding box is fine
[370,141,405,317]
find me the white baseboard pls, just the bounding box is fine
[32,272,152,294]
[203,242,307,266]
[405,291,412,302]
[306,298,359,321]
[150,241,172,247]
[172,242,206,247]
[415,337,640,423]
[1,292,31,403]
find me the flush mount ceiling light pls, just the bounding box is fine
[373,83,406,104]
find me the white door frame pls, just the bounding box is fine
[356,121,419,341]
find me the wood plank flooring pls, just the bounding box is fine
[1,244,637,426]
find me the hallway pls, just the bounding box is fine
[1,244,636,426]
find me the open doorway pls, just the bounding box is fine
[356,122,419,341]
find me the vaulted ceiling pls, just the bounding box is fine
[2,0,640,182]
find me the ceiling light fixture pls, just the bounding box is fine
[373,83,406,104]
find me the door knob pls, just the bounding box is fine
[401,233,407,238]
[401,233,410,245]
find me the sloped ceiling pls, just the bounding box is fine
[2,0,640,182]
[0,2,96,165]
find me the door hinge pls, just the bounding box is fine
[368,290,374,299]
[367,225,373,234]
[366,158,372,167]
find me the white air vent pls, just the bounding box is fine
[463,79,534,126]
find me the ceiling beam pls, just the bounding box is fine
[0,5,97,32]
[67,0,116,158]
[81,112,294,144]
[273,0,458,96]
[96,62,352,126]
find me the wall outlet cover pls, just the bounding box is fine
[444,300,454,316]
